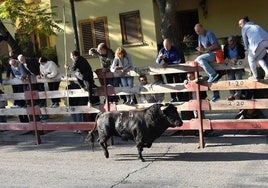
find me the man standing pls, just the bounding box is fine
[89,43,115,72]
[194,23,221,83]
[70,50,100,107]
[238,17,268,80]
[9,58,29,122]
[89,43,119,103]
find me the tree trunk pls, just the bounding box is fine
[155,0,185,62]
[0,21,22,54]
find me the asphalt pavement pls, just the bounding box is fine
[0,129,267,188]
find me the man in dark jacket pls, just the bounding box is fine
[70,50,100,106]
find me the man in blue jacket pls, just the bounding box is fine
[156,38,187,102]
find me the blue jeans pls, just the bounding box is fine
[121,76,134,101]
[71,113,83,122]
[195,52,217,76]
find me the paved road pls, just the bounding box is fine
[0,130,267,188]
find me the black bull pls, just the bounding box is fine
[86,103,183,162]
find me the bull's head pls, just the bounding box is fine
[160,103,183,127]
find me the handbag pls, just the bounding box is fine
[214,49,224,63]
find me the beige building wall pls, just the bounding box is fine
[51,0,159,71]
[51,0,268,71]
[178,0,268,38]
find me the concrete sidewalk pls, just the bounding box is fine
[0,130,267,188]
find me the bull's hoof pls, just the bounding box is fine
[139,157,145,162]
[104,151,109,158]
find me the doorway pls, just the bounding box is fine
[177,10,199,51]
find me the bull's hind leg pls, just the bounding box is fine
[97,137,109,158]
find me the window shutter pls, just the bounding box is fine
[120,10,143,45]
[79,17,109,56]
[94,20,106,46]
[80,21,93,55]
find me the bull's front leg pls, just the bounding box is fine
[136,143,145,162]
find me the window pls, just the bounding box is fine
[120,10,143,45]
[78,17,109,56]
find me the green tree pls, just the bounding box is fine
[0,0,62,55]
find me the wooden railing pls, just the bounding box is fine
[0,59,267,147]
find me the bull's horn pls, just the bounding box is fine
[160,105,168,111]
[160,102,169,106]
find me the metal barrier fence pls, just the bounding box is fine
[0,59,267,147]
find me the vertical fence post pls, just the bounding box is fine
[194,63,205,148]
[27,78,41,145]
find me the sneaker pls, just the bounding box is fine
[207,73,219,83]
[89,101,100,107]
[129,100,135,105]
[238,114,245,120]
[49,103,54,108]
[11,105,20,108]
[52,103,59,108]
[73,130,82,134]
[40,115,49,120]
[92,102,100,106]
[123,100,130,105]
[248,76,258,81]
[211,95,220,102]
[169,98,178,103]
[264,74,268,80]
[83,87,88,92]
[227,95,235,101]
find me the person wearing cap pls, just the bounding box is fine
[238,17,268,80]
[223,36,245,100]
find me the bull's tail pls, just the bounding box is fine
[86,112,103,151]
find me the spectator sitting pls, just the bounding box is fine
[194,23,222,102]
[194,23,221,82]
[184,72,207,118]
[223,36,245,100]
[138,75,155,104]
